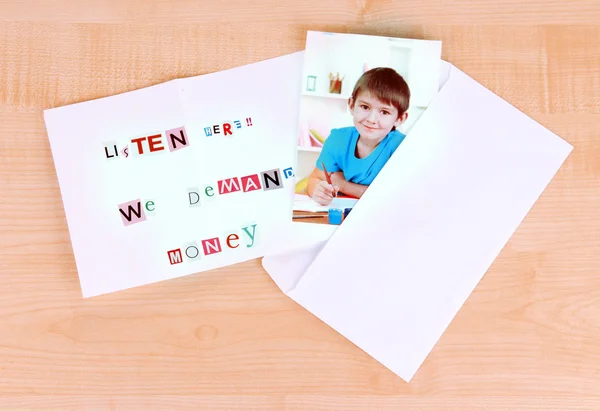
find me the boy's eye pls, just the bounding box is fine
[360,104,369,110]
[381,110,390,115]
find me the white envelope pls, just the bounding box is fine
[262,60,573,382]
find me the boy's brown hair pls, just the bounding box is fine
[349,67,410,117]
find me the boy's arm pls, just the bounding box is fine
[330,171,369,199]
[308,128,344,202]
[307,166,339,205]
[307,167,329,197]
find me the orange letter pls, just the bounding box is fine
[226,233,239,248]
[131,137,147,155]
[148,134,164,152]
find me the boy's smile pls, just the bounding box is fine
[349,91,407,146]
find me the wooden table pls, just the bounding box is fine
[293,210,331,224]
[2,1,600,409]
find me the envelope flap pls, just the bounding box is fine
[261,223,334,293]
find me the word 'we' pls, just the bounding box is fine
[118,198,156,226]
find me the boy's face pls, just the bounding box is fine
[349,91,408,143]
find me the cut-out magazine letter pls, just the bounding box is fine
[262,60,573,382]
[44,52,304,298]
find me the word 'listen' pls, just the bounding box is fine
[104,117,253,160]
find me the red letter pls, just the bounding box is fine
[202,237,222,255]
[240,174,261,192]
[131,137,147,155]
[167,249,183,265]
[226,233,239,248]
[223,122,233,136]
[148,134,164,152]
[218,177,241,194]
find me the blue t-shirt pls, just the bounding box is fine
[316,126,406,186]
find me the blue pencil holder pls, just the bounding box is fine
[328,208,343,225]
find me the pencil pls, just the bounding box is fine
[321,162,337,198]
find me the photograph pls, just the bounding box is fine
[293,31,442,225]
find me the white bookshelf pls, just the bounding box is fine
[297,146,322,153]
[302,91,350,100]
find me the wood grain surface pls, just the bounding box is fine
[1,1,600,409]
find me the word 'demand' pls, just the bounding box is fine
[188,167,295,207]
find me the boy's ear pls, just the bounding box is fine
[348,97,355,111]
[394,111,408,128]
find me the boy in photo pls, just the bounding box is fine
[307,67,410,206]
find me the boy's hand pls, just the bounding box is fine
[311,180,340,206]
[330,172,347,191]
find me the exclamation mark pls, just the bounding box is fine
[246,117,253,127]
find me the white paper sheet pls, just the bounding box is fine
[44,52,305,297]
